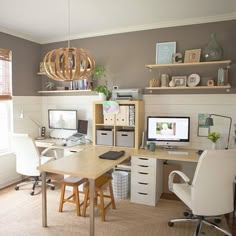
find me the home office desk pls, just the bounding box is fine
[37,140,199,236]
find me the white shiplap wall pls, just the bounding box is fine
[1,93,236,187]
[144,94,236,150]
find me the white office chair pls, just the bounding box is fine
[12,133,56,196]
[168,149,236,236]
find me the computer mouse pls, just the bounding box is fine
[63,143,67,146]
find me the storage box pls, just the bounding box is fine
[103,114,115,125]
[116,130,134,147]
[96,129,113,146]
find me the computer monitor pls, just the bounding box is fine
[48,109,77,130]
[77,120,88,135]
[146,116,190,148]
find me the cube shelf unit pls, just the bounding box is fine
[93,100,144,149]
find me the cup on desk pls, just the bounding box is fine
[147,142,156,152]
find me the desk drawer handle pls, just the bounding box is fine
[138,192,148,195]
[138,172,148,175]
[138,165,149,168]
[138,182,148,185]
[138,158,148,160]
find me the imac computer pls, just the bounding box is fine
[48,109,77,130]
[146,116,190,149]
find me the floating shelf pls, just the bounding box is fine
[145,60,231,69]
[145,84,231,90]
[37,90,97,95]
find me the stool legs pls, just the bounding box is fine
[59,183,66,213]
[109,181,116,209]
[82,179,116,222]
[59,184,81,216]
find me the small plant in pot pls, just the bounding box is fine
[93,85,111,100]
[208,132,220,149]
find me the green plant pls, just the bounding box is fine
[93,85,111,99]
[208,132,220,143]
[92,65,106,80]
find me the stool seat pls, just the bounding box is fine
[59,176,87,216]
[82,175,116,221]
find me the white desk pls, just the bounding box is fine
[36,140,199,236]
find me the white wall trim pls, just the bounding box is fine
[1,13,235,44]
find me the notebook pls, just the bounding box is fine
[99,150,125,160]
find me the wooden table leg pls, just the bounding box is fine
[42,171,47,227]
[89,178,95,236]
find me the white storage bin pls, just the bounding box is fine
[112,171,129,200]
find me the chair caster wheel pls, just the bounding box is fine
[183,211,190,217]
[30,192,34,196]
[214,218,221,224]
[168,221,174,227]
[50,186,55,190]
[15,186,19,191]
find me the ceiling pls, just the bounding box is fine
[0,0,235,44]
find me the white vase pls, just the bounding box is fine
[98,92,106,101]
[211,143,216,150]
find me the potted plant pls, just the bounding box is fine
[92,65,111,100]
[93,85,111,100]
[208,132,220,149]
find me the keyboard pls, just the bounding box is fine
[67,133,84,142]
[168,151,189,155]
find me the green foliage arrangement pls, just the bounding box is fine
[92,65,106,80]
[93,85,111,100]
[208,132,220,143]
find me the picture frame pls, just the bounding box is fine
[197,113,210,137]
[156,42,176,64]
[184,49,201,63]
[172,76,187,87]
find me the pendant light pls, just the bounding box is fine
[42,0,95,81]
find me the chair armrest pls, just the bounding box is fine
[41,146,62,159]
[168,170,190,192]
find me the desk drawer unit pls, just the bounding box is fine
[131,156,163,206]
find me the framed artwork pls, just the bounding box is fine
[198,113,210,137]
[156,42,176,64]
[172,76,187,87]
[184,49,201,63]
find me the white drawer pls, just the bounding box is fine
[132,156,156,166]
[131,172,155,184]
[131,164,156,175]
[131,186,156,206]
[132,181,155,194]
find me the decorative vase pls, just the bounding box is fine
[211,142,216,150]
[98,92,106,101]
[202,33,223,62]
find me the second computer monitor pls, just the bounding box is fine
[78,120,88,135]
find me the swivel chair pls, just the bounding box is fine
[168,149,236,236]
[12,133,56,196]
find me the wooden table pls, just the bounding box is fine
[38,146,131,236]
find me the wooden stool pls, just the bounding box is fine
[82,175,116,221]
[59,176,86,216]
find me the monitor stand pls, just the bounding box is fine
[162,145,177,150]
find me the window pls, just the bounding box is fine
[0,48,12,154]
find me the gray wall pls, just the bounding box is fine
[41,20,236,94]
[0,32,41,96]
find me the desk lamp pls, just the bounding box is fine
[205,114,232,149]
[20,110,43,140]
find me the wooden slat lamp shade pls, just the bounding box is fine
[0,48,12,100]
[43,47,95,81]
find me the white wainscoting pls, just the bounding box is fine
[144,94,236,150]
[2,94,235,188]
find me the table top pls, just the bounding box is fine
[38,146,131,179]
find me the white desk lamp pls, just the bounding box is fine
[20,110,44,140]
[205,113,232,150]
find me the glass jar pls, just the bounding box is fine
[202,33,223,61]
